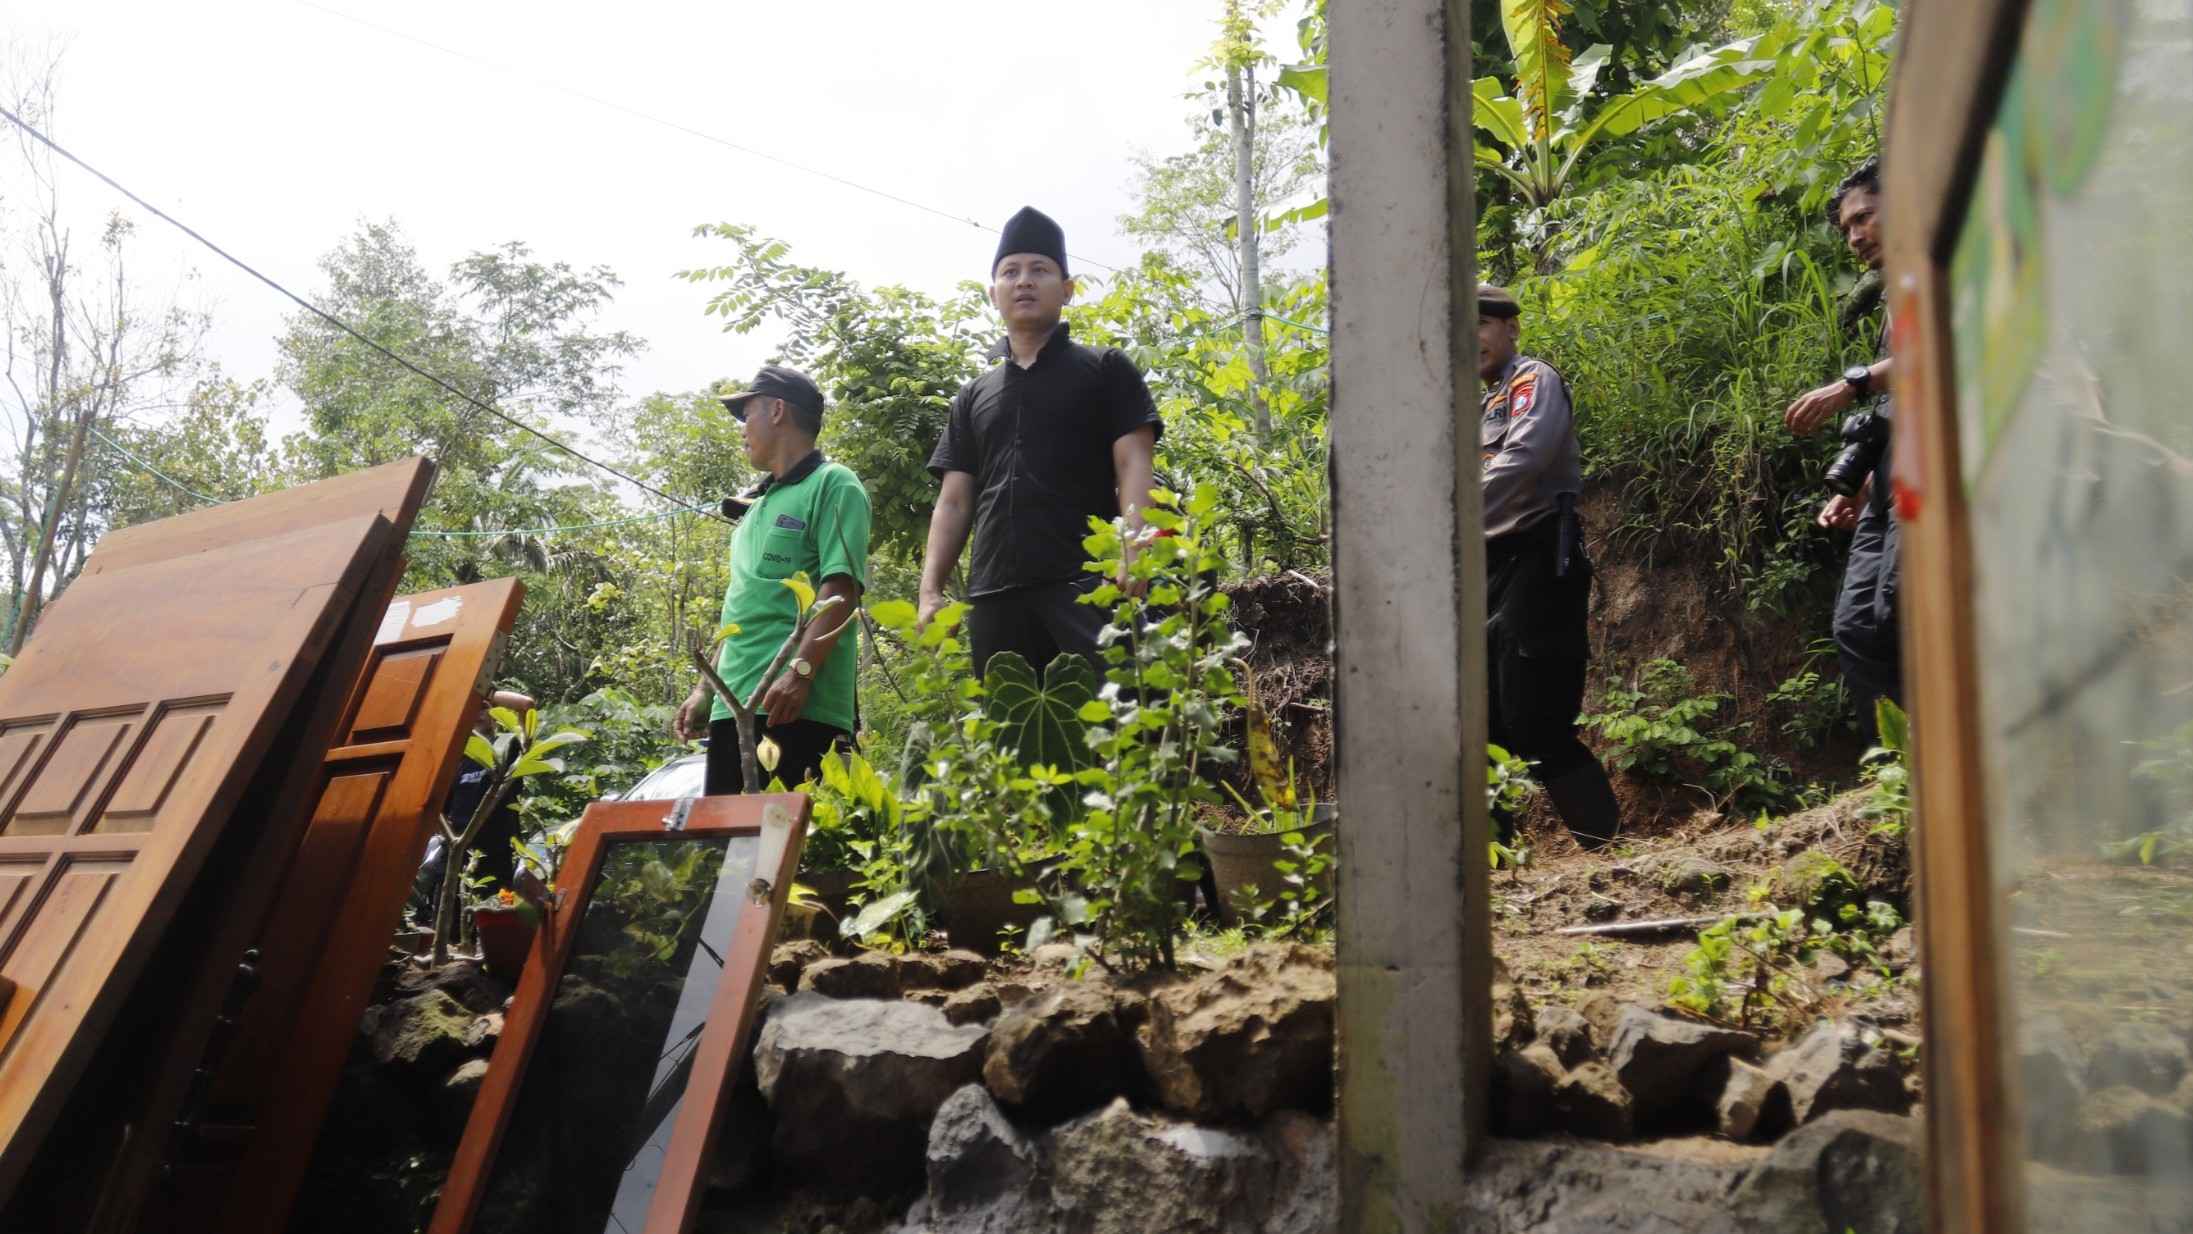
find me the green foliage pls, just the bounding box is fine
[2101,720,2193,866]
[1667,880,1903,1028]
[1767,652,1859,750]
[588,839,729,980]
[1582,659,1788,810]
[435,705,590,966]
[982,652,1100,778]
[678,224,989,560]
[1859,698,1913,838]
[1036,482,1250,971]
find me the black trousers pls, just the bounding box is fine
[968,577,1110,680]
[1832,471,1905,740]
[705,717,851,795]
[1485,516,1599,783]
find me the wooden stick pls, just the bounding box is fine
[1554,911,1767,938]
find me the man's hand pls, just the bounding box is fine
[1784,379,1855,436]
[673,683,712,742]
[759,671,811,728]
[917,590,946,632]
[1817,492,1862,532]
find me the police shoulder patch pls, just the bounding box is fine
[1508,371,1539,417]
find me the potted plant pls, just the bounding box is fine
[1201,788,1336,923]
[472,885,543,976]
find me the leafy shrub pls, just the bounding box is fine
[1040,482,1251,971]
[1858,698,1912,838]
[1667,884,1904,1028]
[1582,658,1789,810]
[1767,654,1858,750]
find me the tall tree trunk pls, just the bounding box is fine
[13,409,89,654]
[1227,59,1271,436]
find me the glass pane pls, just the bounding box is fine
[471,833,759,1233]
[1952,0,2193,1215]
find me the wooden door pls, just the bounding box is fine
[180,578,525,1233]
[0,459,431,1201]
[428,794,810,1234]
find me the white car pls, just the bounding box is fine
[618,751,708,801]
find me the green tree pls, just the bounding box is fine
[1472,0,1779,211]
[680,224,989,561]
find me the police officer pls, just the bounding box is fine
[1478,284,1620,848]
[1783,159,1902,730]
[918,205,1162,676]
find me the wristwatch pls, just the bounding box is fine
[789,657,814,680]
[1842,364,1873,399]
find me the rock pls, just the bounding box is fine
[1659,856,1732,901]
[1028,942,1082,969]
[1553,1061,1635,1140]
[390,958,510,1015]
[902,949,989,992]
[1577,992,1624,1044]
[1883,925,1917,970]
[1047,1098,1278,1234]
[1260,1111,1338,1234]
[1607,1006,1756,1114]
[1716,1057,1793,1142]
[799,951,903,998]
[1777,850,1859,915]
[1491,957,1536,1049]
[1737,1109,1924,1233]
[704,1069,774,1195]
[365,989,476,1078]
[924,1084,1042,1231]
[983,984,1144,1121]
[753,993,990,1190]
[1536,1005,1596,1068]
[437,1058,490,1133]
[768,939,830,992]
[907,988,953,1008]
[1582,898,1623,922]
[1491,1045,1562,1136]
[2086,1021,2189,1096]
[2073,1085,2193,1173]
[1811,950,1853,984]
[1137,943,1335,1121]
[461,1011,503,1051]
[2021,1017,2090,1165]
[944,984,1003,1026]
[1768,1021,1907,1124]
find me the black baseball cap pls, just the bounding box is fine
[719,363,824,423]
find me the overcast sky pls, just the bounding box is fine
[6,0,1315,440]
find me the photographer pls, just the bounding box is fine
[1783,159,1902,730]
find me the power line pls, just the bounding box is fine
[89,424,225,506]
[297,1,1126,276]
[0,104,726,523]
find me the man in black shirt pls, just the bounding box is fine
[920,206,1163,676]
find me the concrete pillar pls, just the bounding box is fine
[1328,1,1487,1231]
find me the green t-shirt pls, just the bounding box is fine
[710,459,871,733]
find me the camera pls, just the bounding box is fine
[1823,407,1890,498]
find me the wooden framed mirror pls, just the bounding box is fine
[427,792,809,1234]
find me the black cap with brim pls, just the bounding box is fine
[1477,284,1522,319]
[720,362,824,423]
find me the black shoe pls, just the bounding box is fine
[1543,764,1620,850]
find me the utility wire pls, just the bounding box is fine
[94,420,706,540]
[88,424,226,506]
[0,104,726,524]
[298,1,1125,276]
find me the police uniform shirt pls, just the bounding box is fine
[1480,355,1584,539]
[927,321,1162,596]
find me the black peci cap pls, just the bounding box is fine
[1477,284,1522,320]
[993,206,1069,279]
[719,363,824,423]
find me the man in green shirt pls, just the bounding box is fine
[673,364,872,794]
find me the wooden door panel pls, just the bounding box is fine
[0,457,430,1199]
[184,577,523,1234]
